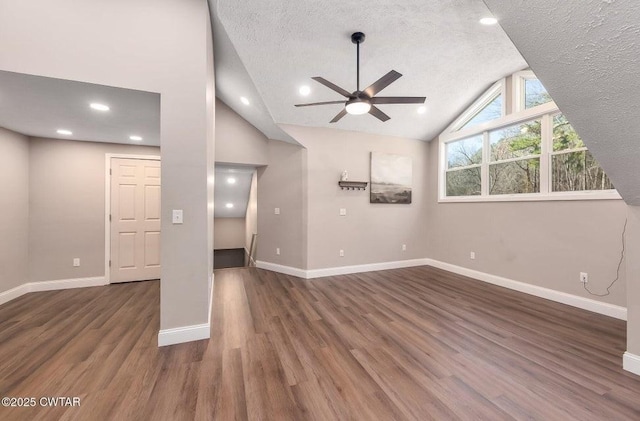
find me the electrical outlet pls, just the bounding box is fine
[339,249,344,257]
[470,251,476,260]
[73,258,80,267]
[274,207,280,215]
[402,244,407,251]
[276,247,280,255]
[339,208,347,216]
[580,272,588,283]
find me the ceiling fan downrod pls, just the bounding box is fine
[351,32,365,93]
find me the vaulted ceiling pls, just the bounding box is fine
[210,0,527,143]
[483,0,640,205]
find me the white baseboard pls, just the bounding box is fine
[305,258,431,279]
[257,258,431,279]
[0,284,30,306]
[424,259,627,320]
[158,323,210,347]
[29,276,107,292]
[623,352,640,376]
[0,276,108,306]
[256,261,307,278]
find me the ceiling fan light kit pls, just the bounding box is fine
[295,32,425,123]
[345,98,371,115]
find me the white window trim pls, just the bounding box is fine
[446,79,505,133]
[438,75,620,203]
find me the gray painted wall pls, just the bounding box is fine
[214,218,245,250]
[0,128,29,293]
[28,137,160,283]
[257,140,307,268]
[282,125,430,270]
[426,139,628,307]
[0,0,214,331]
[245,171,258,255]
[215,98,268,166]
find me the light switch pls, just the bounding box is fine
[339,208,347,216]
[172,209,183,224]
[274,207,280,215]
[73,258,80,267]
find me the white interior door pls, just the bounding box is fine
[110,158,161,283]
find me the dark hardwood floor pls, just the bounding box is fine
[1,265,639,420]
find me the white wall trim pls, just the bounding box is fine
[424,259,627,320]
[0,284,30,306]
[158,323,210,347]
[0,276,108,306]
[104,153,161,284]
[256,258,431,280]
[29,276,107,292]
[305,258,431,279]
[256,261,307,278]
[623,352,640,376]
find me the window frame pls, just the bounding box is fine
[513,70,553,113]
[447,80,506,132]
[439,93,621,203]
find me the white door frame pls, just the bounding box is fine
[105,153,161,283]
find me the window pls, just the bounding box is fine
[489,120,541,194]
[551,114,613,192]
[451,81,504,131]
[524,78,551,109]
[439,71,618,201]
[461,94,502,130]
[445,135,482,196]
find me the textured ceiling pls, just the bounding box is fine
[212,0,527,142]
[483,0,640,204]
[0,70,160,146]
[214,164,255,218]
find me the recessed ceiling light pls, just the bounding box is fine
[57,129,73,135]
[90,103,110,111]
[227,177,237,184]
[417,106,427,114]
[480,17,498,25]
[129,135,143,141]
[240,96,250,106]
[299,85,311,96]
[225,203,234,208]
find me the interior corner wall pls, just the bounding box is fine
[281,124,430,270]
[28,137,160,283]
[0,127,29,294]
[0,0,213,333]
[426,139,628,307]
[257,140,307,268]
[215,98,269,166]
[245,171,258,254]
[625,206,640,355]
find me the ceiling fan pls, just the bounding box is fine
[295,32,426,123]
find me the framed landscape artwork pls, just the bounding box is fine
[370,152,412,204]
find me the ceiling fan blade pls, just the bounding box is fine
[330,108,348,123]
[312,77,352,98]
[363,70,402,97]
[370,96,426,104]
[368,105,390,122]
[295,100,345,107]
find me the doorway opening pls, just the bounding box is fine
[213,164,257,269]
